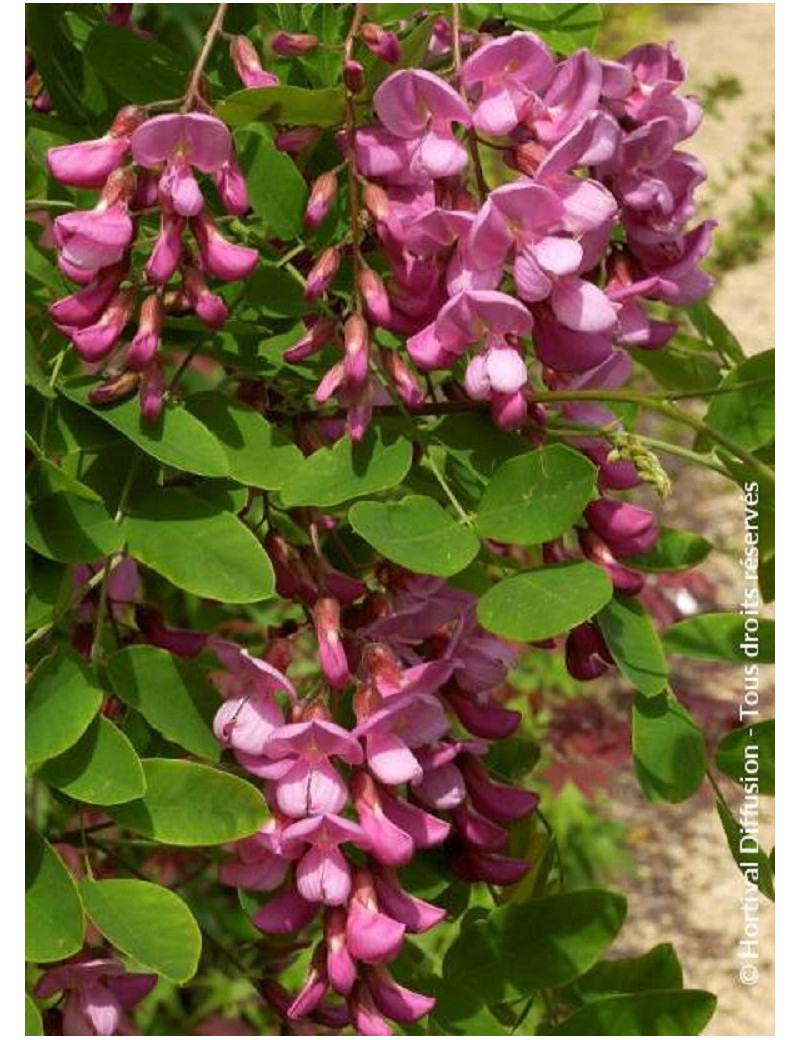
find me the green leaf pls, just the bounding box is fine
[476,446,597,545]
[704,349,774,451]
[83,24,192,104]
[477,562,613,642]
[238,129,308,238]
[109,759,268,845]
[501,3,602,50]
[688,301,746,363]
[36,716,146,806]
[437,890,626,1024]
[573,944,683,1000]
[541,990,717,1035]
[632,692,706,803]
[663,613,775,663]
[60,379,230,478]
[25,994,44,1036]
[350,495,480,577]
[630,345,722,392]
[597,596,668,697]
[25,491,124,564]
[714,795,775,901]
[26,457,104,504]
[107,645,220,762]
[125,488,275,604]
[185,392,302,491]
[26,5,86,123]
[627,527,712,572]
[717,719,774,796]
[26,648,103,768]
[245,264,308,317]
[282,427,412,508]
[25,331,54,399]
[25,830,84,963]
[80,879,201,983]
[217,84,346,127]
[26,553,69,634]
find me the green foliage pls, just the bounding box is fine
[703,350,775,451]
[541,990,717,1035]
[25,831,85,963]
[632,692,706,803]
[36,716,146,806]
[717,719,774,796]
[26,648,103,768]
[627,527,712,572]
[663,613,775,663]
[597,595,668,697]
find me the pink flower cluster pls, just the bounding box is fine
[284,31,710,439]
[212,568,537,1034]
[46,108,258,421]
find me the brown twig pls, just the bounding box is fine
[184,3,229,111]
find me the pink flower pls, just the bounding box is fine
[281,813,366,905]
[361,23,400,65]
[70,288,136,362]
[345,869,406,962]
[146,212,184,285]
[54,206,134,282]
[355,692,450,785]
[585,498,659,558]
[131,113,232,217]
[461,31,555,135]
[34,956,156,1037]
[182,266,229,329]
[530,49,603,143]
[190,212,259,281]
[47,106,145,189]
[49,265,126,332]
[313,597,350,689]
[373,70,472,179]
[126,293,162,370]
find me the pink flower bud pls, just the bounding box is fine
[382,350,425,409]
[70,288,136,362]
[88,370,140,406]
[49,265,125,331]
[357,268,392,327]
[274,127,321,153]
[304,247,340,302]
[343,314,369,390]
[344,59,365,94]
[315,361,345,404]
[324,908,356,995]
[127,294,162,370]
[182,266,228,329]
[215,156,250,216]
[578,529,645,594]
[270,31,319,57]
[146,212,184,285]
[139,361,165,424]
[565,621,614,681]
[313,597,350,689]
[230,35,279,89]
[362,183,391,224]
[304,171,338,230]
[284,318,337,362]
[191,212,259,282]
[108,103,147,138]
[47,136,131,190]
[584,498,659,558]
[361,23,400,65]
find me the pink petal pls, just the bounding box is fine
[276,759,348,818]
[346,897,406,963]
[296,846,352,906]
[550,278,618,333]
[252,887,318,935]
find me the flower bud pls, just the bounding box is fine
[146,213,184,285]
[313,597,350,689]
[362,183,391,224]
[274,127,321,153]
[126,293,162,370]
[109,104,147,138]
[230,35,279,89]
[182,266,228,329]
[344,58,365,94]
[304,246,340,302]
[343,314,370,390]
[357,268,392,327]
[191,212,259,282]
[304,171,338,230]
[270,31,318,57]
[361,23,400,65]
[565,621,614,681]
[585,498,659,558]
[215,156,249,216]
[284,318,337,362]
[139,361,165,424]
[70,288,136,362]
[88,370,140,406]
[382,349,425,408]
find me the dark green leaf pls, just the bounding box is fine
[107,645,220,762]
[630,345,722,392]
[26,553,70,634]
[572,944,683,1000]
[110,759,268,845]
[282,428,412,508]
[26,5,86,123]
[597,596,668,697]
[541,990,717,1035]
[185,392,302,491]
[688,301,746,363]
[125,488,275,604]
[36,716,146,806]
[717,719,774,796]
[25,830,84,963]
[238,129,308,238]
[350,495,480,577]
[245,264,308,316]
[632,692,706,803]
[715,795,775,901]
[25,491,124,564]
[80,879,201,983]
[663,613,775,663]
[217,84,346,127]
[477,562,613,642]
[60,379,230,478]
[627,527,712,572]
[26,648,103,768]
[476,446,597,545]
[83,24,192,104]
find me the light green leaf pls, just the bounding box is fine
[26,993,44,1036]
[107,645,220,762]
[542,990,717,1035]
[25,491,123,564]
[663,613,775,663]
[282,427,412,508]
[26,648,103,768]
[704,349,774,451]
[597,596,668,697]
[125,489,275,604]
[238,129,308,238]
[632,692,706,803]
[715,794,774,901]
[717,719,774,796]
[36,716,146,806]
[477,562,613,642]
[476,445,597,545]
[217,84,346,127]
[573,943,683,1000]
[80,879,201,983]
[350,495,480,577]
[627,527,712,572]
[185,392,302,491]
[25,831,84,963]
[501,3,602,50]
[109,759,268,845]
[60,379,230,478]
